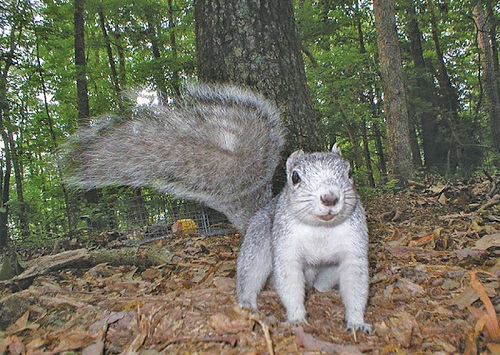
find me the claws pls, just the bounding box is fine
[284,317,309,326]
[346,321,373,334]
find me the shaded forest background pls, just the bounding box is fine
[0,0,499,247]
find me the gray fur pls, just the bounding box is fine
[237,145,371,332]
[61,84,284,234]
[62,84,370,331]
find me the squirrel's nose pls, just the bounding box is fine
[320,193,338,207]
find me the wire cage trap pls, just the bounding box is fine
[114,193,234,238]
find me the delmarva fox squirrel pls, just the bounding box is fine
[62,84,371,332]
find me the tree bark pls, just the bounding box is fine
[474,3,500,153]
[373,0,413,184]
[356,1,375,187]
[74,0,90,125]
[360,118,375,187]
[74,0,99,204]
[406,0,445,170]
[195,0,321,152]
[144,11,169,105]
[97,6,124,111]
[0,10,20,247]
[167,0,181,96]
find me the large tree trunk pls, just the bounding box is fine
[195,0,321,152]
[474,3,500,153]
[373,0,413,184]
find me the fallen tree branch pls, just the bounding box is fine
[0,246,174,291]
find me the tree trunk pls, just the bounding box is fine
[74,0,90,125]
[356,1,375,187]
[0,12,20,247]
[144,11,169,105]
[485,0,499,77]
[195,0,321,152]
[97,6,124,111]
[74,0,99,204]
[373,0,413,184]
[9,133,28,238]
[337,101,363,171]
[474,3,500,153]
[0,123,13,247]
[428,4,466,169]
[370,85,387,177]
[406,0,445,170]
[167,0,181,96]
[360,118,375,187]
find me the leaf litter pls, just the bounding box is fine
[0,177,499,354]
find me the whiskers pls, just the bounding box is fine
[289,182,358,224]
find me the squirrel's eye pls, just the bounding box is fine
[291,171,301,185]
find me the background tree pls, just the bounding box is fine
[474,1,500,154]
[404,0,444,170]
[373,0,413,184]
[0,0,498,246]
[195,0,321,152]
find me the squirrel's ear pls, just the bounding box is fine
[331,143,342,155]
[286,150,304,173]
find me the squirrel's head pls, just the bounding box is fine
[284,144,357,226]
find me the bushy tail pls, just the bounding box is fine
[61,84,285,233]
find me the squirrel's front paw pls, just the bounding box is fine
[285,308,308,326]
[284,317,308,326]
[238,300,258,312]
[345,321,372,334]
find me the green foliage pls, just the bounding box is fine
[0,0,498,244]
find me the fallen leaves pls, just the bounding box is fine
[0,177,498,353]
[468,272,500,342]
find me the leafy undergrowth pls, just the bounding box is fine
[0,178,499,354]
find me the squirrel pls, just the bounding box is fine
[61,84,371,332]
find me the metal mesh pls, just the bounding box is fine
[113,194,233,237]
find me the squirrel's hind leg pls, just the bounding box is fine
[236,245,272,310]
[236,208,273,311]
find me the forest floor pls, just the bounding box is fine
[0,177,499,354]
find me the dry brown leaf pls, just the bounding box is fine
[438,192,448,205]
[7,335,25,355]
[25,336,48,353]
[487,342,500,354]
[387,311,422,348]
[397,278,426,296]
[428,183,448,195]
[50,330,95,353]
[449,287,479,309]
[409,234,434,247]
[211,276,235,293]
[293,326,346,353]
[472,233,500,250]
[7,311,29,333]
[208,313,250,334]
[469,272,500,342]
[432,337,458,353]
